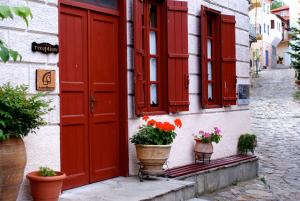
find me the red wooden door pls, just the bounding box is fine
[89,12,119,182]
[60,5,120,189]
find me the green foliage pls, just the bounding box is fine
[289,17,300,80]
[0,84,52,141]
[130,125,177,145]
[0,5,32,62]
[294,91,300,100]
[39,166,57,177]
[271,0,284,10]
[237,133,257,154]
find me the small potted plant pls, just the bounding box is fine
[193,127,222,163]
[26,166,66,201]
[0,84,52,201]
[237,133,257,155]
[130,116,182,175]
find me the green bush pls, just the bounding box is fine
[237,133,257,154]
[0,84,52,141]
[39,166,56,177]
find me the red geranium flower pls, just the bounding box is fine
[174,119,182,128]
[147,119,156,126]
[142,115,149,121]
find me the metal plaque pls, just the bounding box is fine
[237,84,250,105]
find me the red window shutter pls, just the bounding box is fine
[167,0,189,112]
[200,6,208,107]
[221,14,237,106]
[133,0,146,115]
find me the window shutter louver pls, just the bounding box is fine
[200,6,208,107]
[133,0,146,115]
[167,0,189,113]
[221,14,237,106]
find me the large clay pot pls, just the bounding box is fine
[26,171,66,201]
[194,141,213,163]
[135,145,171,175]
[0,138,27,201]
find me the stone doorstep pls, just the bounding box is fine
[59,177,195,201]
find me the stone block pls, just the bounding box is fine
[127,22,133,46]
[189,74,200,94]
[127,70,134,95]
[218,168,230,189]
[188,15,199,36]
[8,30,57,63]
[0,63,29,86]
[188,35,199,55]
[236,45,250,62]
[127,46,134,70]
[196,174,205,194]
[204,171,220,193]
[183,186,196,200]
[188,55,200,74]
[28,1,58,34]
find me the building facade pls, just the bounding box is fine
[0,0,250,200]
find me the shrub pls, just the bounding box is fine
[238,133,257,154]
[0,84,52,141]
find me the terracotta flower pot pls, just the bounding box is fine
[135,144,171,175]
[194,141,213,163]
[26,171,66,201]
[0,137,27,201]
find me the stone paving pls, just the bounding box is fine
[197,69,300,201]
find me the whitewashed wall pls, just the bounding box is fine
[127,0,251,175]
[0,0,59,200]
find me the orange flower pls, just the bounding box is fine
[147,119,156,126]
[155,121,163,130]
[174,119,182,128]
[142,115,149,121]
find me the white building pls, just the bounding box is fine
[0,0,251,200]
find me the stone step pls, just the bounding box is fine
[59,176,196,201]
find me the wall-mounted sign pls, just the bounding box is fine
[237,84,250,105]
[36,70,56,91]
[32,42,59,54]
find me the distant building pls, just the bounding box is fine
[271,5,291,66]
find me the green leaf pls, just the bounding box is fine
[12,7,32,27]
[0,6,13,19]
[0,45,10,62]
[9,49,21,61]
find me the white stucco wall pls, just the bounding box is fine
[0,0,59,200]
[127,0,251,175]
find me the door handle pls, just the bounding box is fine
[90,95,95,113]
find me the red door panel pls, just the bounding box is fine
[60,5,89,190]
[89,12,119,182]
[60,5,120,189]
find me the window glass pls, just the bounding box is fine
[74,0,118,9]
[150,84,158,106]
[207,39,212,59]
[150,58,157,81]
[150,4,157,28]
[149,31,157,55]
[208,83,213,101]
[208,61,212,80]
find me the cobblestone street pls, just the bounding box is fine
[198,68,300,201]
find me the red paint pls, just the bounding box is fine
[221,15,237,106]
[200,6,236,108]
[167,1,189,113]
[59,0,128,190]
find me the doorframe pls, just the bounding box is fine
[58,0,129,180]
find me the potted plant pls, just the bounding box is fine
[130,116,182,175]
[0,84,51,201]
[27,166,66,201]
[237,133,257,154]
[193,127,222,163]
